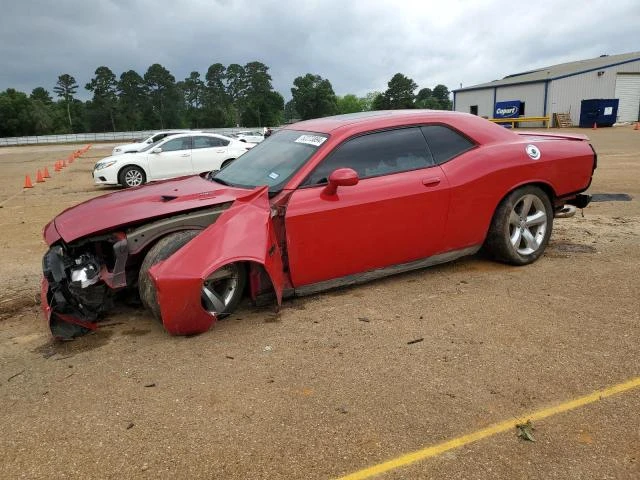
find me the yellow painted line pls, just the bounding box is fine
[337,376,640,480]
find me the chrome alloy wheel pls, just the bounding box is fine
[509,194,548,255]
[124,169,144,186]
[201,264,241,315]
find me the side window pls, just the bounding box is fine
[161,137,190,152]
[304,127,434,186]
[151,133,167,143]
[193,136,230,148]
[193,136,212,149]
[420,125,475,165]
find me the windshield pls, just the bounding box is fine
[139,139,164,153]
[212,130,327,192]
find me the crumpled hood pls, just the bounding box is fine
[46,175,254,244]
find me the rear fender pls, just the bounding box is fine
[149,186,284,335]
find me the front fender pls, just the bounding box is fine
[149,186,284,335]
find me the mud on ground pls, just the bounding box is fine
[0,129,638,479]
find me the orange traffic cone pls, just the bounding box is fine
[62,159,67,168]
[43,167,51,178]
[634,122,639,130]
[36,170,45,183]
[592,122,597,129]
[24,175,33,188]
[55,161,61,172]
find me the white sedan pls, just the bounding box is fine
[94,133,253,188]
[111,130,194,155]
[232,131,265,143]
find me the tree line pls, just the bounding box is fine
[0,63,452,137]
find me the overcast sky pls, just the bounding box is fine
[1,0,639,100]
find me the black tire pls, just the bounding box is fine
[138,230,200,321]
[221,159,235,169]
[119,165,146,188]
[484,185,553,265]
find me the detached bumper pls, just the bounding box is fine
[566,193,592,209]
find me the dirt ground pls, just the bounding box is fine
[0,128,638,479]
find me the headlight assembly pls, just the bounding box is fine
[95,160,117,171]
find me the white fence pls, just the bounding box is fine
[0,128,263,147]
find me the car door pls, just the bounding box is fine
[191,135,230,172]
[147,136,193,180]
[284,127,451,287]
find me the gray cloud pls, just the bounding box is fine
[1,0,638,99]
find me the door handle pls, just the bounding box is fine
[422,177,441,187]
[180,153,190,157]
[215,149,225,153]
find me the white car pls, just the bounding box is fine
[232,131,265,143]
[94,133,253,188]
[111,130,194,155]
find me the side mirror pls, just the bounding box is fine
[146,140,153,144]
[152,147,162,154]
[323,168,359,196]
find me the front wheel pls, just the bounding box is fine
[484,186,553,265]
[138,230,246,322]
[119,165,146,188]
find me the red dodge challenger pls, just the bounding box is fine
[42,110,596,338]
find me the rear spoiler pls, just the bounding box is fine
[515,131,590,141]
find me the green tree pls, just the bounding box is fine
[203,64,231,127]
[53,73,78,131]
[371,92,387,110]
[361,91,381,111]
[242,61,282,126]
[180,71,206,127]
[432,84,452,110]
[283,99,299,123]
[380,73,417,109]
[414,85,453,110]
[118,70,147,130]
[0,89,33,136]
[290,73,338,120]
[225,63,246,126]
[337,94,365,114]
[86,66,119,131]
[143,64,181,129]
[30,87,53,104]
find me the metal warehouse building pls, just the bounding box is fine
[453,51,640,127]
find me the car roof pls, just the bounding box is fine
[161,132,232,140]
[283,109,516,143]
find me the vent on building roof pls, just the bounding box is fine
[600,54,608,57]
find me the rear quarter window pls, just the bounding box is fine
[420,125,475,165]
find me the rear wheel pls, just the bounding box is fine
[119,165,146,188]
[484,186,553,265]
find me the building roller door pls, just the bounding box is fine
[614,73,640,122]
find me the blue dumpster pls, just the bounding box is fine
[579,99,619,128]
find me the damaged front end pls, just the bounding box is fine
[40,186,285,339]
[42,232,128,339]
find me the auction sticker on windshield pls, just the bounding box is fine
[295,135,327,147]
